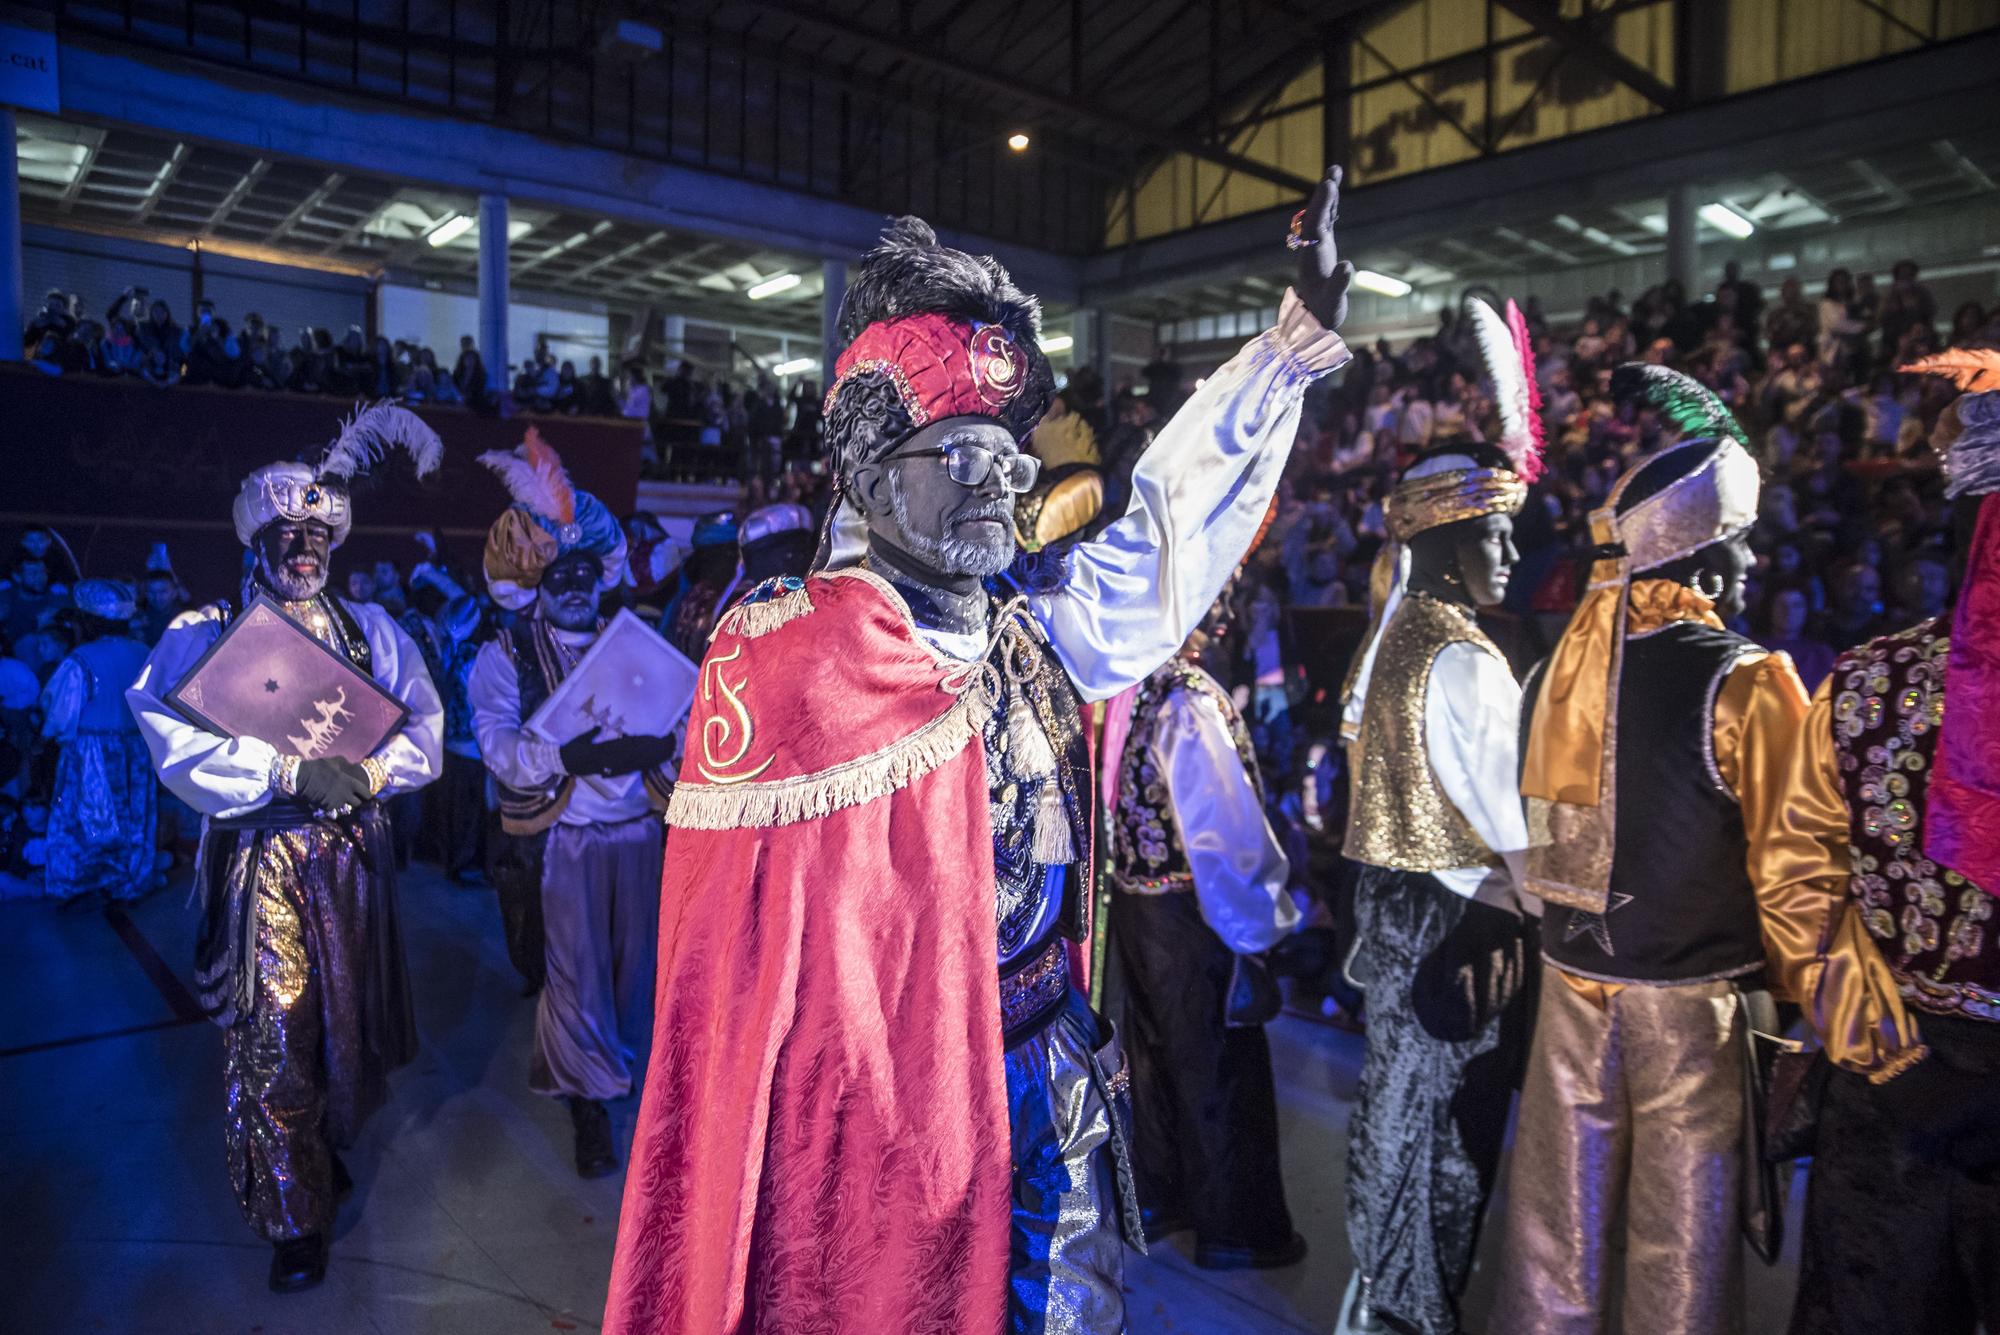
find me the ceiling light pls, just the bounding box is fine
[747,272,802,300]
[1039,334,1074,353]
[1698,202,1755,239]
[1008,133,1031,152]
[773,357,817,376]
[1351,269,1412,298]
[427,214,475,247]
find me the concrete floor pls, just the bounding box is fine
[0,863,1807,1334]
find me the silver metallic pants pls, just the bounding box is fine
[1006,987,1134,1335]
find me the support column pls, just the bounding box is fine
[821,257,848,387]
[662,314,686,368]
[1090,307,1114,407]
[1666,185,1699,296]
[477,192,508,391]
[0,108,22,360]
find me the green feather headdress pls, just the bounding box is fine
[1610,362,1748,448]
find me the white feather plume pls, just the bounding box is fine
[320,401,445,480]
[1467,298,1534,464]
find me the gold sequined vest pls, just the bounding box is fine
[1342,591,1505,873]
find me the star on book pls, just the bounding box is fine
[1563,892,1635,956]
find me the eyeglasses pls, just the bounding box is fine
[880,440,1042,494]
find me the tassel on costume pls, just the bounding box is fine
[1031,780,1075,865]
[1006,686,1058,779]
[1004,680,1074,864]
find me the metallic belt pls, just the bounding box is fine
[1000,937,1071,1049]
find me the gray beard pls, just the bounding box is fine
[258,557,326,602]
[888,473,1015,579]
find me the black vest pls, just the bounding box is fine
[1528,620,1766,985]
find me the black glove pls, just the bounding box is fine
[559,726,675,778]
[294,757,371,814]
[1293,165,1355,333]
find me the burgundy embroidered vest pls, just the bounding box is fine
[1830,617,2000,1022]
[1111,659,1261,894]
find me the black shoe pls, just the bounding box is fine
[568,1097,618,1179]
[1194,1231,1308,1271]
[331,1152,353,1202]
[269,1233,328,1293]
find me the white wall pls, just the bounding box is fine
[376,284,612,373]
[24,225,371,338]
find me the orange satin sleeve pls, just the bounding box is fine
[1712,649,1807,815]
[1747,676,1928,1081]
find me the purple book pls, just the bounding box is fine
[168,594,409,763]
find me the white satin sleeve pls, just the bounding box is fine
[39,656,87,740]
[1424,640,1529,901]
[126,608,282,818]
[352,601,445,798]
[468,637,565,792]
[1154,686,1298,954]
[1030,289,1349,702]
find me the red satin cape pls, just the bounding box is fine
[603,570,1010,1335]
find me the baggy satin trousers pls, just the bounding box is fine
[1489,967,1747,1335]
[531,816,663,1102]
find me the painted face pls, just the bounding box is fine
[1710,534,1754,622]
[538,551,602,632]
[873,418,1022,580]
[255,520,332,601]
[1454,512,1519,609]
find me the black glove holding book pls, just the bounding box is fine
[560,726,675,778]
[295,757,372,815]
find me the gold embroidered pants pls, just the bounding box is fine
[1490,968,1746,1335]
[216,817,415,1242]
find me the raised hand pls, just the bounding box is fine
[1291,165,1355,332]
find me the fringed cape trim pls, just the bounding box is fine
[665,687,990,831]
[713,576,815,639]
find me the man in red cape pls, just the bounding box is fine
[605,169,1354,1334]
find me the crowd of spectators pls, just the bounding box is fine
[1008,260,2000,824]
[21,285,513,406]
[1215,260,1995,686]
[19,285,830,483]
[12,257,1999,815]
